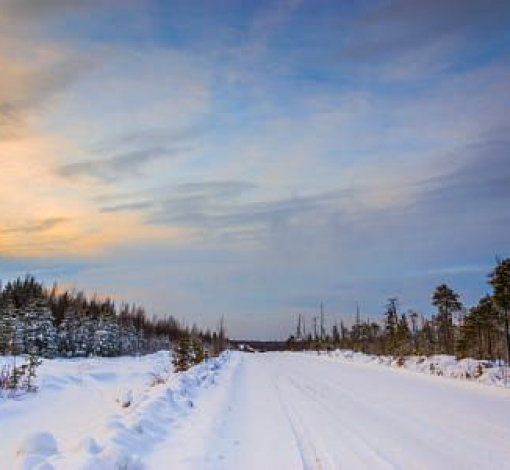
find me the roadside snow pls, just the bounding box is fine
[323,349,510,387]
[0,352,234,469]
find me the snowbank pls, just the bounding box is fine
[18,432,58,456]
[8,352,234,470]
[321,350,510,388]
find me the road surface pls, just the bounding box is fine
[148,352,510,470]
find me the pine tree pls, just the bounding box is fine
[489,258,510,366]
[432,284,462,355]
[458,298,498,360]
[396,314,411,356]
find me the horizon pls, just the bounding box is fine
[1,0,510,340]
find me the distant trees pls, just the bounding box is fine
[287,258,510,363]
[0,275,227,359]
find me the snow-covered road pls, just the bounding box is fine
[3,352,510,469]
[154,352,510,470]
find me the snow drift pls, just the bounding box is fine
[322,349,510,387]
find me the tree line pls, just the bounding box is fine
[0,275,228,359]
[287,258,510,364]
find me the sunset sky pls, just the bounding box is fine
[1,0,509,338]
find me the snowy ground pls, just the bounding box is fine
[326,349,510,387]
[2,351,510,469]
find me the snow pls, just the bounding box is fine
[158,352,510,470]
[117,389,133,408]
[324,349,510,387]
[18,432,58,456]
[2,351,510,469]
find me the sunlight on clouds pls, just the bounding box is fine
[0,136,187,258]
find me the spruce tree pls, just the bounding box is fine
[94,309,120,357]
[23,349,42,392]
[34,297,57,358]
[384,298,399,355]
[192,337,205,365]
[0,299,11,354]
[172,335,193,372]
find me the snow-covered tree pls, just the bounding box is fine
[94,310,120,357]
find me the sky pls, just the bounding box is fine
[1,0,509,339]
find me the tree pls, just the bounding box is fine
[91,304,120,357]
[172,335,193,372]
[331,324,340,346]
[23,350,42,392]
[395,314,411,356]
[384,298,399,354]
[0,299,12,354]
[489,258,510,365]
[432,284,462,355]
[192,336,205,365]
[408,310,419,353]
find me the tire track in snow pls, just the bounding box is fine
[287,355,509,466]
[280,354,510,470]
[274,375,336,470]
[276,372,397,470]
[281,359,465,469]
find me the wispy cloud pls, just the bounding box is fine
[57,124,206,181]
[1,217,69,234]
[100,201,154,214]
[57,146,180,181]
[345,0,510,60]
[0,47,95,141]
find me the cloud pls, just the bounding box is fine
[100,201,154,214]
[57,124,206,181]
[98,181,353,244]
[100,180,257,217]
[141,186,352,247]
[0,0,128,22]
[57,146,179,181]
[0,41,96,141]
[346,0,510,60]
[1,217,69,234]
[365,0,510,31]
[418,135,510,213]
[174,181,257,198]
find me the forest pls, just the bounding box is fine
[0,276,227,359]
[287,258,510,364]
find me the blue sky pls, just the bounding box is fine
[1,0,509,338]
